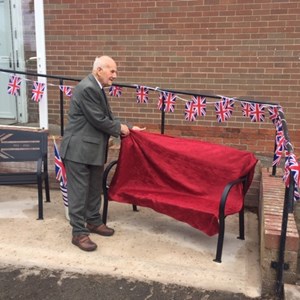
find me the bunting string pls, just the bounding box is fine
[2,71,280,108]
[1,70,298,201]
[0,71,286,126]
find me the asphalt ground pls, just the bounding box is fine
[0,264,272,300]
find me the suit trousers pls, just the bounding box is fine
[64,159,104,236]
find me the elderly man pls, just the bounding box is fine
[61,56,144,251]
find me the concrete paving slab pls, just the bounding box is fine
[0,185,261,298]
[284,284,300,300]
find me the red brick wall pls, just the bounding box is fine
[43,0,300,157]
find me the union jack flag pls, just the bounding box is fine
[272,121,286,166]
[272,136,285,166]
[7,75,22,96]
[157,92,176,112]
[241,102,252,117]
[184,101,197,121]
[54,140,67,186]
[157,92,164,111]
[54,139,68,207]
[59,85,72,97]
[31,81,46,102]
[268,105,283,125]
[191,95,206,117]
[59,181,68,207]
[109,85,122,97]
[283,152,300,201]
[215,99,230,122]
[249,103,265,122]
[225,98,235,118]
[136,85,149,103]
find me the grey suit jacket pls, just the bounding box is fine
[60,74,121,166]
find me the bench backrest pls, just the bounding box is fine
[0,127,48,162]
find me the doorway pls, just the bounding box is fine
[0,0,28,124]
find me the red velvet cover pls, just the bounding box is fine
[108,130,258,236]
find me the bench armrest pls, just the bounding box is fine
[218,175,248,219]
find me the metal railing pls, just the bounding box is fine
[0,67,279,136]
[0,67,296,298]
[0,68,81,136]
[273,111,296,299]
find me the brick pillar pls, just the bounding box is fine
[259,168,299,295]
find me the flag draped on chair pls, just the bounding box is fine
[54,138,68,208]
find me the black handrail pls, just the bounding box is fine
[0,67,293,176]
[273,111,296,299]
[0,67,280,136]
[0,67,81,82]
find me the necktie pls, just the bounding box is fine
[102,88,112,117]
[101,88,107,102]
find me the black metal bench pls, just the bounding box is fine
[0,125,50,219]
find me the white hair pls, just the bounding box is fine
[92,56,114,71]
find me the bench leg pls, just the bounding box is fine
[214,215,225,263]
[45,175,50,203]
[37,177,43,220]
[238,208,245,240]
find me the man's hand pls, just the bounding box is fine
[120,124,130,137]
[132,126,146,131]
[121,125,146,137]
